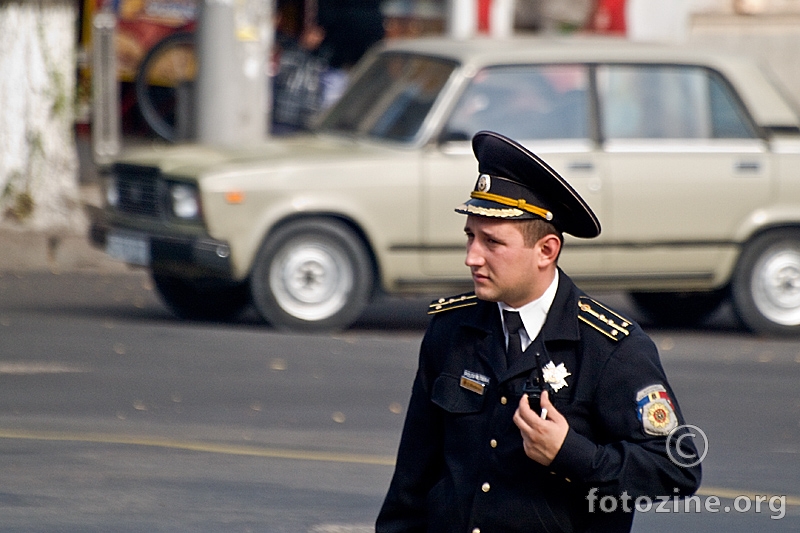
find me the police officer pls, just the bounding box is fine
[376,131,701,533]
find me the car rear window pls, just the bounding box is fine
[597,64,758,140]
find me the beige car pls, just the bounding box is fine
[92,36,800,334]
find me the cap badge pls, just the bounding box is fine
[476,174,491,193]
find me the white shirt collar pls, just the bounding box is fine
[499,269,559,351]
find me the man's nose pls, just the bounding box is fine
[465,241,483,267]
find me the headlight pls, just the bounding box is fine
[170,183,200,219]
[105,176,119,207]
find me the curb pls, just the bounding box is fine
[0,184,127,274]
[0,229,128,274]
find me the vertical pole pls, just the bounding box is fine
[448,0,477,39]
[195,0,271,147]
[448,0,515,39]
[490,0,515,38]
[91,9,120,163]
[195,1,238,145]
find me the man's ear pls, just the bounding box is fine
[537,234,561,266]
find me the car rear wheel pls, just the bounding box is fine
[151,272,251,321]
[250,219,374,331]
[630,290,725,327]
[732,229,800,335]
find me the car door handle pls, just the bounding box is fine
[735,161,761,173]
[568,161,594,171]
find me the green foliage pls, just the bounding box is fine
[2,171,35,223]
[1,130,44,223]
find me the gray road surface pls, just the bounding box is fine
[0,271,797,532]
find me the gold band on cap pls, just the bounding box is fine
[470,191,553,221]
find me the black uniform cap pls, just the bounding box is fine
[455,131,601,239]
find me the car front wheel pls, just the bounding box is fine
[732,229,800,335]
[250,218,374,331]
[151,272,250,321]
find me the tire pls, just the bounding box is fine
[732,229,800,335]
[250,219,375,331]
[152,272,250,321]
[135,32,196,142]
[631,290,726,327]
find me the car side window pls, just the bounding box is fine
[597,64,757,140]
[442,65,590,142]
[708,72,759,138]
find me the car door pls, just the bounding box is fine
[420,64,606,279]
[596,64,770,289]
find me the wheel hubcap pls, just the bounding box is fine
[270,240,353,322]
[752,247,800,326]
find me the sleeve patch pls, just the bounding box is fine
[636,384,678,436]
[428,292,478,315]
[577,296,631,341]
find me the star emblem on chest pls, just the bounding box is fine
[542,361,571,392]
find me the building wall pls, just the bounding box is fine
[690,12,800,108]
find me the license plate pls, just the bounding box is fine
[106,231,150,266]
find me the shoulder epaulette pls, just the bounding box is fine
[428,292,478,315]
[577,296,632,341]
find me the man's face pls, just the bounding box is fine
[464,215,545,308]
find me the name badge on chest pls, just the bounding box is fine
[460,370,490,395]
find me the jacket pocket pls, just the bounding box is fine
[431,373,486,413]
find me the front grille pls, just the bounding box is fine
[114,164,161,217]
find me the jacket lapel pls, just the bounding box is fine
[457,300,507,380]
[497,269,582,384]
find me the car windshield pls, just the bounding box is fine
[318,52,458,143]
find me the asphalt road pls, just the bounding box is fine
[0,271,797,532]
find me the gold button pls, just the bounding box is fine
[500,396,507,405]
[490,439,497,448]
[482,482,491,492]
[472,529,481,533]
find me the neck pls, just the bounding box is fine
[505,267,558,309]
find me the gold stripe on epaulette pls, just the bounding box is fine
[577,296,631,341]
[428,293,478,315]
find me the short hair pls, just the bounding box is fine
[517,218,563,257]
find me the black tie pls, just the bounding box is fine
[503,310,525,369]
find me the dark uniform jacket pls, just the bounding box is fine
[376,270,701,533]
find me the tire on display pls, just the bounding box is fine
[152,272,250,321]
[134,32,196,142]
[630,290,726,327]
[250,218,375,331]
[732,229,800,336]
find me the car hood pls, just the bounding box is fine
[113,134,407,179]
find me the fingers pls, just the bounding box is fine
[540,390,567,423]
[513,392,539,429]
[513,390,570,466]
[516,390,560,424]
[512,396,530,432]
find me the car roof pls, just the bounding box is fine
[377,36,800,128]
[381,35,716,65]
